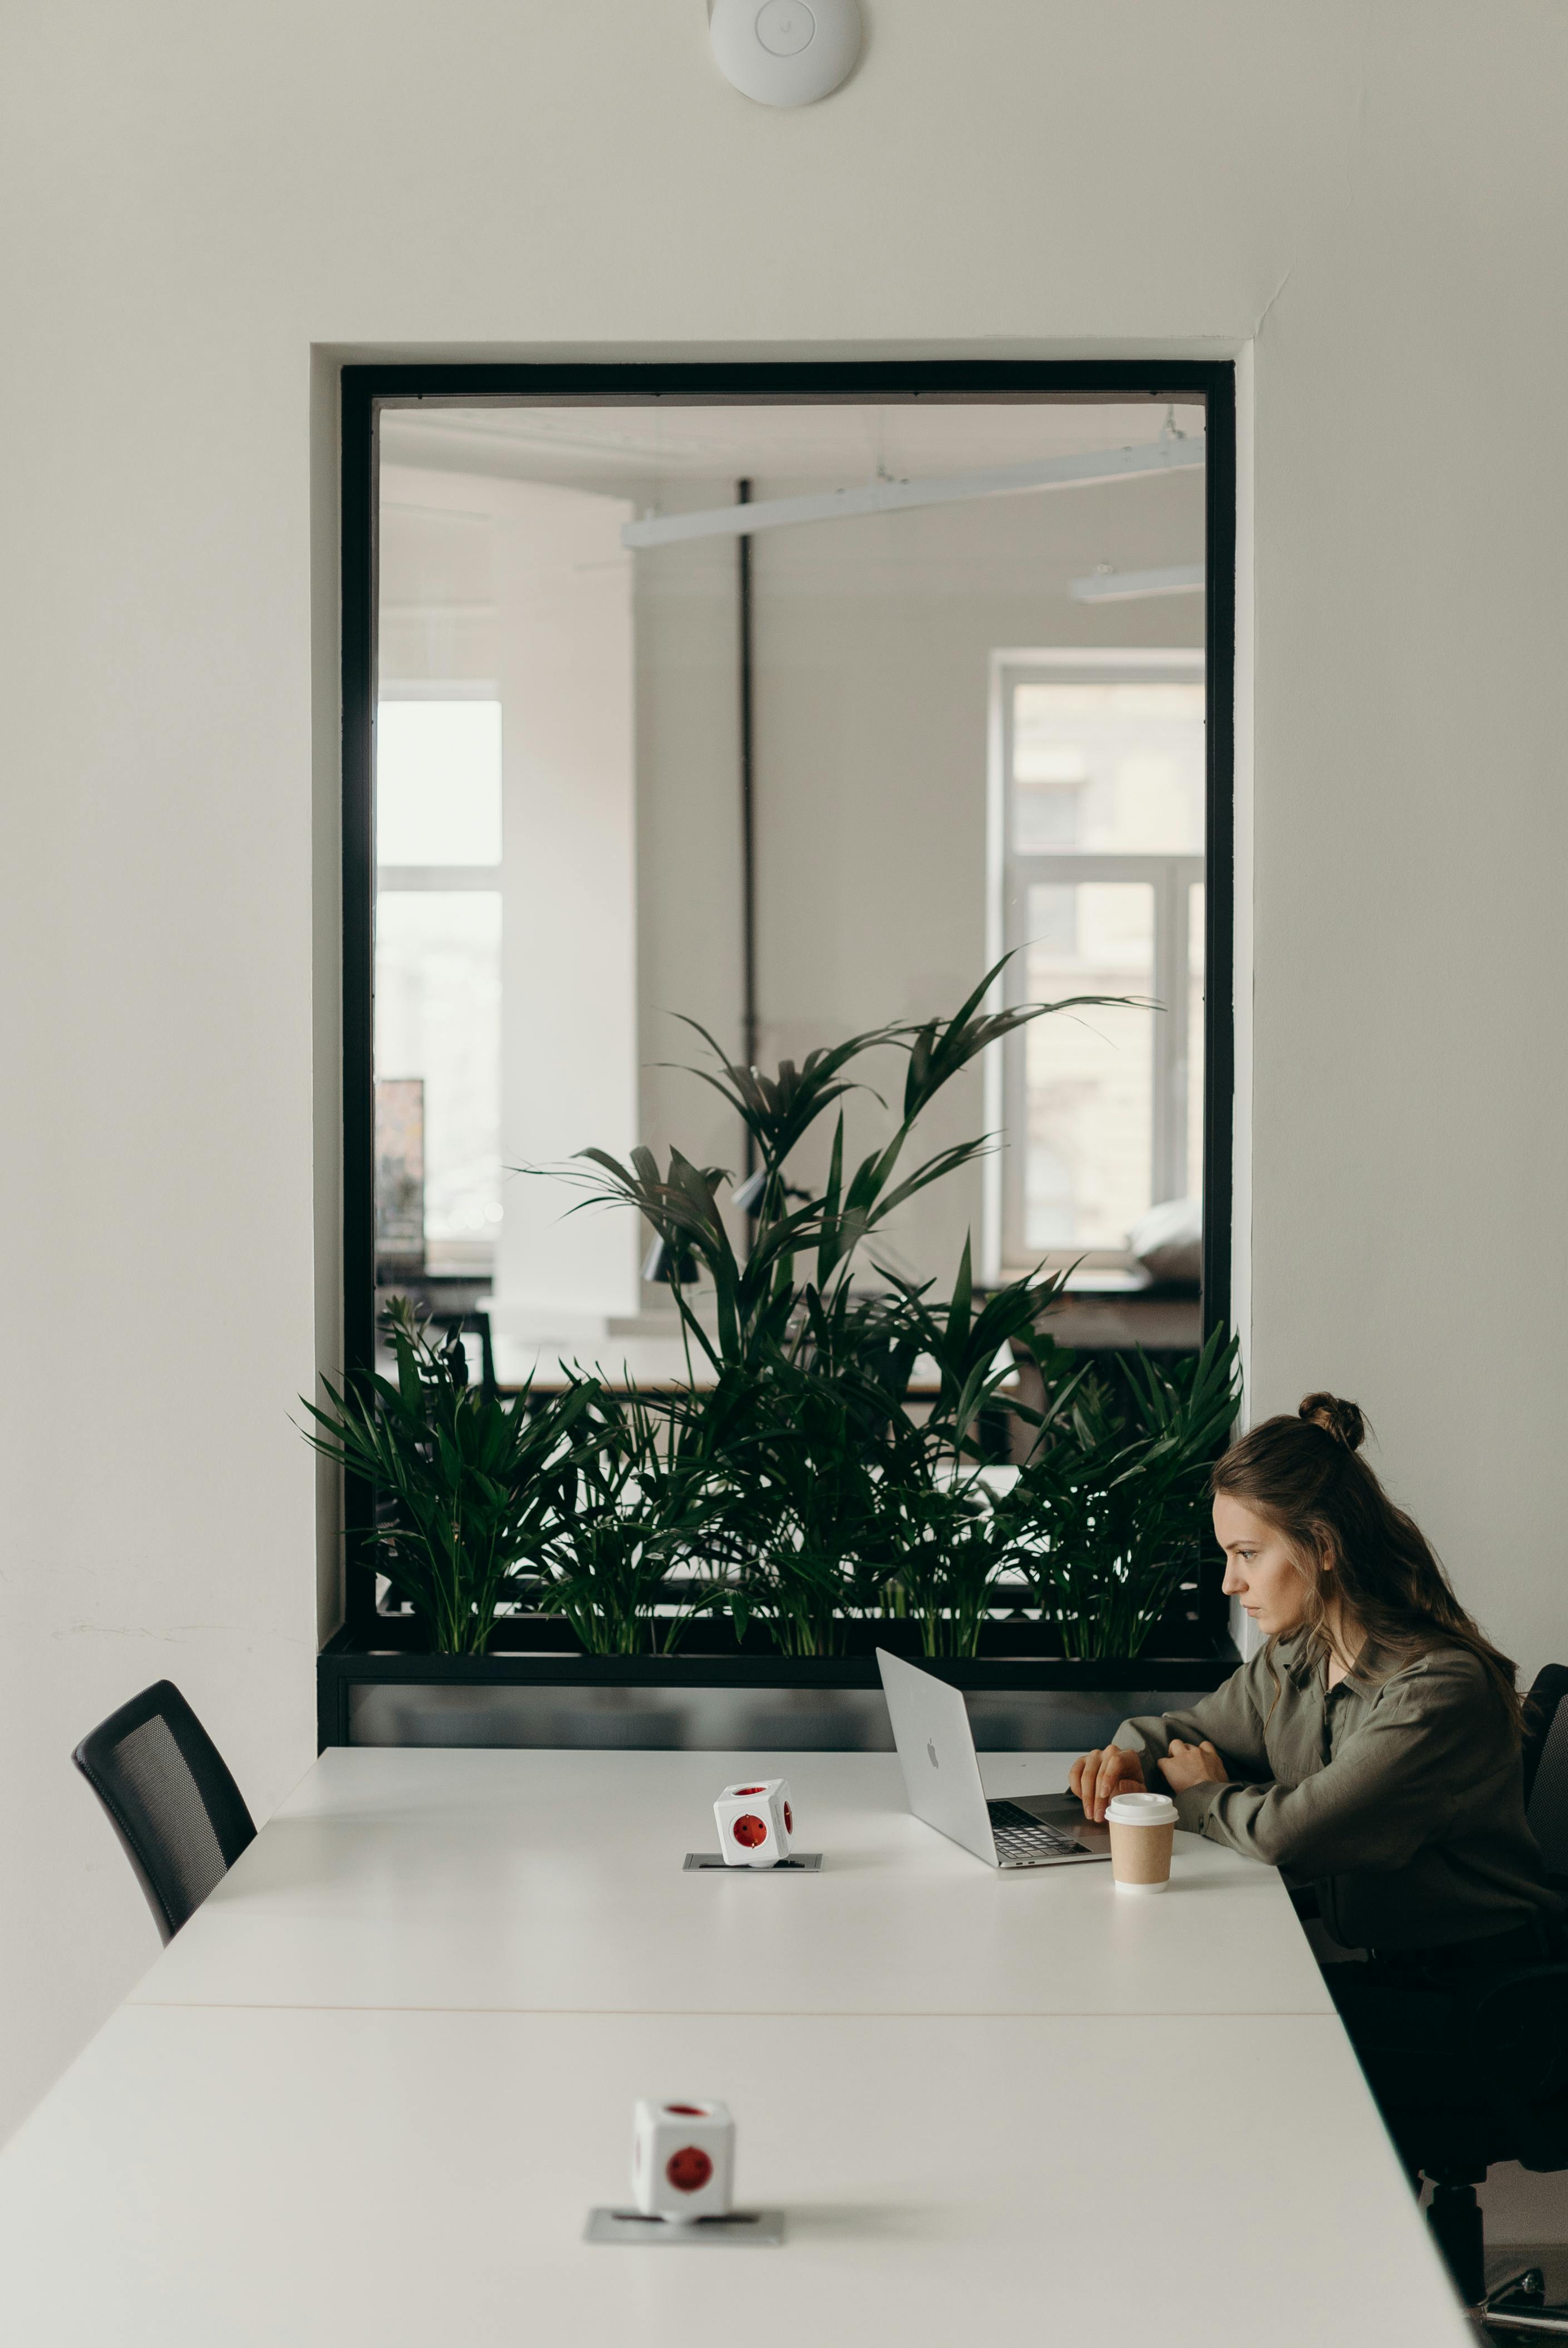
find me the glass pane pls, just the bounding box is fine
[375,1078,425,1269]
[1024,881,1156,1250]
[1012,680,1204,853]
[373,893,502,1263]
[367,399,1207,1348]
[377,700,503,866]
[1186,881,1206,1207]
[1013,750,1087,851]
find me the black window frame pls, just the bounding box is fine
[338,358,1237,1640]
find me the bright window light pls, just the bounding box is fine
[377,700,503,866]
[997,661,1206,1264]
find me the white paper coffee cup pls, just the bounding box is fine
[1106,1791,1178,1892]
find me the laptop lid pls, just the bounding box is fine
[876,1648,999,1866]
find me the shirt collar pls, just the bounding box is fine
[1278,1625,1384,1698]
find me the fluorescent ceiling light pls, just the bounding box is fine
[622,435,1205,551]
[1070,562,1205,602]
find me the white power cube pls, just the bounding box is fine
[631,2098,736,2222]
[713,1777,793,1868]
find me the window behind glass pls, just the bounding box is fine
[996,654,1206,1271]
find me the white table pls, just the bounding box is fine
[129,1749,1336,2018]
[0,2002,1468,2347]
[0,1749,1471,2346]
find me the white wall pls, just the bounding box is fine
[4,0,1568,2163]
[490,480,640,1329]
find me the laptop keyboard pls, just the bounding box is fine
[986,1799,1085,1859]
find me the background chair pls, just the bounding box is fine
[429,1308,497,1398]
[1525,1666,1568,1863]
[1393,1665,1568,2329]
[73,1680,256,1943]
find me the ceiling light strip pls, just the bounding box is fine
[621,435,1206,551]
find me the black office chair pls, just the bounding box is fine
[430,1308,497,1398]
[1394,1666,1568,2330]
[73,1680,256,1943]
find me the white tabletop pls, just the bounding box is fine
[129,1748,1334,2019]
[0,2002,1468,2347]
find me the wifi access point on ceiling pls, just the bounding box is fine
[710,0,862,109]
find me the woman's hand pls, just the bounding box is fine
[1068,1743,1146,1823]
[1157,1738,1227,1794]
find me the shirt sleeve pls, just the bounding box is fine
[1113,1655,1274,1789]
[1168,1666,1468,1873]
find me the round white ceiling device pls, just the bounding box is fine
[710,0,862,108]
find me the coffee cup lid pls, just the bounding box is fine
[1107,1791,1178,1825]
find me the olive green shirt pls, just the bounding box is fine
[1115,1633,1560,1952]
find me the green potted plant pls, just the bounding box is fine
[313,959,1241,1708]
[303,1299,599,1656]
[997,1325,1242,1659]
[554,959,1238,1659]
[523,1387,725,1657]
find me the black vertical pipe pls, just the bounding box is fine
[738,480,759,1177]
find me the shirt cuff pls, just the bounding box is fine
[1172,1780,1229,1836]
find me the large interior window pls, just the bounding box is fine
[344,366,1231,1429]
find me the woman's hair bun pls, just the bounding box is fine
[1299,1392,1366,1452]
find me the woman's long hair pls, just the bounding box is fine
[1212,1394,1522,1738]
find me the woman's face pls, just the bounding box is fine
[1212,1493,1315,1635]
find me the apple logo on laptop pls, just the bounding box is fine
[926,1738,939,1769]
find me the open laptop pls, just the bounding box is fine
[877,1648,1112,1870]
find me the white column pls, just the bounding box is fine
[491,479,639,1333]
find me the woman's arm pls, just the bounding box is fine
[1070,1658,1272,1821]
[1113,1656,1275,1785]
[1157,1739,1230,1795]
[1169,1669,1467,1869]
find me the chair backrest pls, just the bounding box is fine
[1462,1962,1568,2173]
[73,1681,256,1943]
[1524,1666,1568,1875]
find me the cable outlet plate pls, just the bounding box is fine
[683,1851,822,1871]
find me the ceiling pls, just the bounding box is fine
[379,399,1207,500]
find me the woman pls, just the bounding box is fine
[1070,1394,1560,2117]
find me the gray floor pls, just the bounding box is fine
[1489,2243,1568,2295]
[1482,2162,1568,2247]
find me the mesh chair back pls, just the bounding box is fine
[1525,1666,1568,1877]
[73,1681,256,1942]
